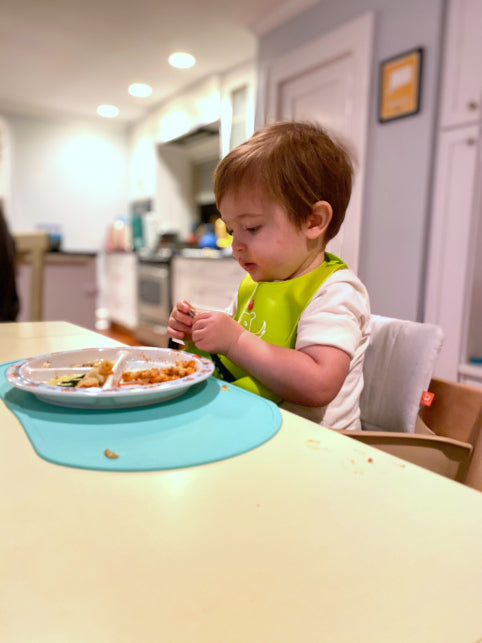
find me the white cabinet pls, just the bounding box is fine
[425,0,482,386]
[100,252,138,329]
[425,125,481,380]
[128,75,222,205]
[155,75,221,144]
[17,254,98,330]
[440,0,482,128]
[172,255,245,312]
[220,62,256,157]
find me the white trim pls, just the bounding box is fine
[250,0,319,36]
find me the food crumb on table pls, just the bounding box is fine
[305,439,321,449]
[104,449,119,459]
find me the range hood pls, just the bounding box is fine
[161,120,220,163]
[167,121,220,147]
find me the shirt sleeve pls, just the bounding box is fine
[295,269,371,358]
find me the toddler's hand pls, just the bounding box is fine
[167,300,196,343]
[192,311,243,355]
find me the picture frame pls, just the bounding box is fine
[378,48,423,123]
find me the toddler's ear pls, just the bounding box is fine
[306,201,332,239]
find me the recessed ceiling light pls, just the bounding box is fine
[168,52,196,69]
[128,83,152,98]
[97,104,119,118]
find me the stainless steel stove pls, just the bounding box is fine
[135,249,174,347]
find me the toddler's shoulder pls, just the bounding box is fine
[307,267,371,325]
[321,267,369,302]
[297,267,370,354]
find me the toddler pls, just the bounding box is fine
[168,121,370,430]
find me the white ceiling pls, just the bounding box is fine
[0,0,314,125]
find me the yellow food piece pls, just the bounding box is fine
[77,360,114,388]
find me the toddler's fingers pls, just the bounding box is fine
[178,300,195,315]
[172,309,194,328]
[192,316,209,331]
[193,310,210,320]
[167,324,184,340]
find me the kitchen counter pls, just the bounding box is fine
[178,247,234,259]
[15,250,97,264]
[136,247,235,261]
[1,322,481,642]
[43,251,97,260]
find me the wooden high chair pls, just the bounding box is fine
[14,231,49,321]
[337,315,482,491]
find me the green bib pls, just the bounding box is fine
[213,252,347,402]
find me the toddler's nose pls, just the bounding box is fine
[231,233,245,252]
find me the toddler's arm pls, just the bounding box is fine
[192,312,349,407]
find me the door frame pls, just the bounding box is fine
[260,12,374,273]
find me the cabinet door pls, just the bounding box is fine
[441,0,482,128]
[220,63,255,158]
[17,256,98,329]
[424,125,481,379]
[102,253,138,329]
[172,256,245,311]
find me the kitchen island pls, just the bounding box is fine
[1,322,481,642]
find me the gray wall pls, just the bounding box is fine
[257,0,446,321]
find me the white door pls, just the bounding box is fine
[263,12,374,273]
[279,56,353,138]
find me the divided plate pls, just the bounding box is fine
[5,347,214,409]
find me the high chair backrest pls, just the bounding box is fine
[360,314,444,433]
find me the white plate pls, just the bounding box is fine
[5,347,214,409]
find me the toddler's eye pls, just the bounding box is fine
[246,226,261,233]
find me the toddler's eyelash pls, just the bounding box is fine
[225,225,260,235]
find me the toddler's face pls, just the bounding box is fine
[219,188,322,282]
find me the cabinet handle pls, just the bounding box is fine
[467,100,479,111]
[466,138,476,145]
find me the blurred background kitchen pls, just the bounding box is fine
[1,0,481,387]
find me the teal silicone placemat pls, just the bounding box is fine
[1,362,282,472]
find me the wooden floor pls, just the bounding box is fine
[96,324,144,347]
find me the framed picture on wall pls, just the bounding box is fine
[378,48,423,123]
